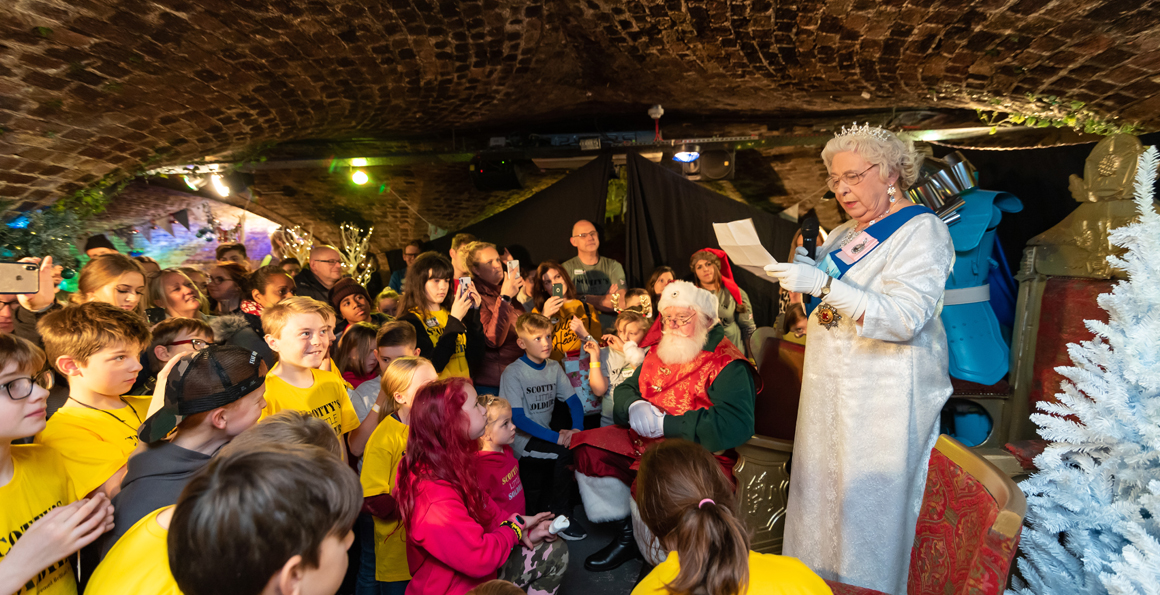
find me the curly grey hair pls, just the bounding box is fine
[821,127,923,189]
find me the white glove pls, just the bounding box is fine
[825,278,869,321]
[628,401,666,438]
[764,262,827,296]
[792,246,817,267]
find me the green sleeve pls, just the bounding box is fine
[611,364,644,426]
[661,361,755,452]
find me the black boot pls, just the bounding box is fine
[584,517,641,572]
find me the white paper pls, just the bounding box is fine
[713,218,780,282]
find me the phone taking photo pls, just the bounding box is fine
[0,262,39,295]
[506,260,520,278]
[458,277,473,297]
[551,282,564,298]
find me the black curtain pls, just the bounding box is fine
[424,154,613,266]
[624,153,798,328]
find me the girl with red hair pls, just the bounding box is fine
[396,378,569,595]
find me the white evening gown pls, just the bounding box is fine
[782,211,954,594]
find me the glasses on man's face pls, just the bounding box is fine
[572,231,598,239]
[314,259,343,267]
[2,369,54,401]
[0,300,18,312]
[826,164,879,191]
[661,313,696,328]
[169,338,213,351]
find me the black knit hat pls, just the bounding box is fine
[138,345,265,443]
[83,234,116,253]
[328,277,370,312]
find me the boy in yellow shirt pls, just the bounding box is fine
[86,417,356,595]
[261,297,361,445]
[33,302,152,500]
[0,334,114,595]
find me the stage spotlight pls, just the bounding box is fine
[351,158,368,167]
[672,144,700,163]
[352,170,369,185]
[210,174,230,197]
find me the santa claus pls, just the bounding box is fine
[571,280,758,571]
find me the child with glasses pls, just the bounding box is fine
[138,317,215,395]
[0,334,116,595]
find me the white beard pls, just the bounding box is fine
[656,323,710,365]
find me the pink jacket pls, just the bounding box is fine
[405,479,519,595]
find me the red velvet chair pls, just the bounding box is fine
[824,435,1027,595]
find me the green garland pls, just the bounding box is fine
[0,203,83,269]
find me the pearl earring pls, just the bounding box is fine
[887,184,897,203]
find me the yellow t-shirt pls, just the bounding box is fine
[263,368,360,437]
[85,507,180,595]
[411,308,469,380]
[0,445,76,595]
[360,415,410,582]
[632,550,832,595]
[34,396,149,500]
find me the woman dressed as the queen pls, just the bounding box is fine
[766,124,954,593]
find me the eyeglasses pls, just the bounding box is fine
[2,369,54,401]
[314,259,343,267]
[572,231,598,239]
[0,300,18,312]
[661,312,696,328]
[169,338,213,351]
[826,164,879,191]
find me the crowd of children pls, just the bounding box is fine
[0,223,830,595]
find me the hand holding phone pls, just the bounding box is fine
[506,260,520,278]
[0,261,40,295]
[551,283,564,298]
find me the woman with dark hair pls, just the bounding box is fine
[396,252,484,379]
[634,439,829,595]
[689,250,756,355]
[396,377,568,595]
[530,261,603,423]
[206,261,249,315]
[645,266,676,315]
[240,264,296,335]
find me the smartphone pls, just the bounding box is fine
[551,282,564,298]
[0,262,39,295]
[458,277,472,296]
[506,260,520,278]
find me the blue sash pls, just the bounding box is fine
[820,206,935,281]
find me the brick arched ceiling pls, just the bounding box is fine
[1,0,1157,212]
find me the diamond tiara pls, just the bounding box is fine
[834,122,893,142]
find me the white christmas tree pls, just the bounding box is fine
[1009,147,1160,595]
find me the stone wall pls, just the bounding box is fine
[2,0,1156,242]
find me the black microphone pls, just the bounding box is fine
[801,212,820,260]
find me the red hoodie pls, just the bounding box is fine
[405,479,519,595]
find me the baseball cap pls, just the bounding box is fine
[139,344,266,443]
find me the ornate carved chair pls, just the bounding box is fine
[733,335,802,554]
[823,435,1027,595]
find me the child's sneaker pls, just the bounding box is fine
[558,522,588,541]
